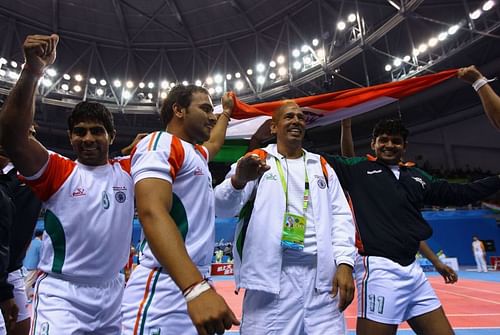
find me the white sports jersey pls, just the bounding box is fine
[25,152,133,282]
[131,131,215,269]
[472,240,484,254]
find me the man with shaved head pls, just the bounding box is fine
[215,100,356,334]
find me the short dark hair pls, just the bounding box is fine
[160,85,209,128]
[372,119,409,141]
[34,229,44,237]
[67,102,114,135]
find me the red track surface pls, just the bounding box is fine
[213,277,500,331]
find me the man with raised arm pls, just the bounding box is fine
[121,86,239,335]
[0,34,134,334]
[327,118,500,335]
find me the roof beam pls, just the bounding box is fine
[229,0,257,33]
[121,0,189,44]
[111,0,131,48]
[51,0,58,32]
[164,0,195,47]
[130,2,169,42]
[225,41,257,96]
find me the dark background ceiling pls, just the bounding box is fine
[0,0,499,161]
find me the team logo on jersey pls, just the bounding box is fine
[366,169,382,175]
[194,167,204,176]
[102,191,110,209]
[115,191,127,203]
[265,173,277,181]
[412,176,427,189]
[72,187,87,197]
[316,175,327,189]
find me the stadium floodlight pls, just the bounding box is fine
[214,74,223,84]
[235,80,244,91]
[469,9,482,20]
[483,1,495,11]
[448,25,459,35]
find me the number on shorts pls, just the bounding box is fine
[368,294,385,314]
[39,322,49,335]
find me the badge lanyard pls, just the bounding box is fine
[274,154,309,217]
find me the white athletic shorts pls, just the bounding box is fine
[121,264,209,335]
[0,310,5,335]
[354,254,441,324]
[30,272,124,335]
[8,269,30,322]
[241,253,347,335]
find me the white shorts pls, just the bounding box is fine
[0,311,5,335]
[241,254,346,335]
[30,272,124,335]
[8,269,30,322]
[354,255,441,324]
[121,265,209,335]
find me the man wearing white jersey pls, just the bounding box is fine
[121,85,239,335]
[0,34,133,334]
[214,101,356,335]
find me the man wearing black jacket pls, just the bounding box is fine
[0,133,42,335]
[0,169,15,335]
[325,119,500,335]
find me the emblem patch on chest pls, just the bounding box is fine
[411,176,427,189]
[115,191,127,203]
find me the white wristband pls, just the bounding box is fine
[472,77,497,92]
[185,280,212,302]
[472,77,488,92]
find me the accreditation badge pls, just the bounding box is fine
[281,212,306,250]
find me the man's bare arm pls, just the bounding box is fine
[203,92,234,160]
[458,65,500,130]
[340,118,355,157]
[0,34,59,176]
[135,178,239,334]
